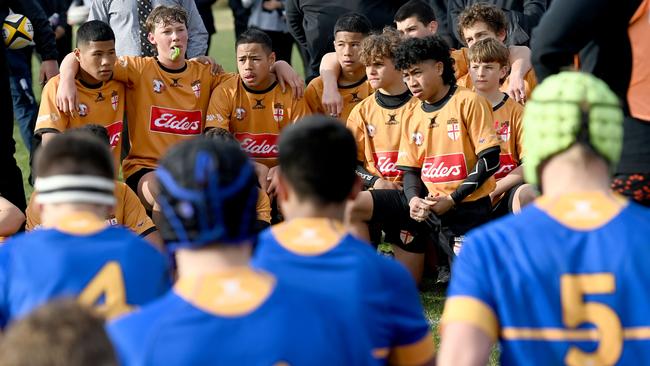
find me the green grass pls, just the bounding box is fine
[13,5,499,363]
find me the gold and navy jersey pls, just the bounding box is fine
[491,94,524,180]
[0,212,169,328]
[305,75,373,123]
[206,75,307,167]
[112,56,232,180]
[36,75,125,171]
[443,192,650,365]
[347,90,418,183]
[108,268,363,365]
[397,85,499,201]
[25,182,156,238]
[253,218,435,365]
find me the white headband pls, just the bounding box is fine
[34,175,115,206]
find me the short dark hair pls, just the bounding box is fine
[156,137,259,248]
[34,131,114,180]
[73,124,110,146]
[394,35,456,86]
[145,5,188,34]
[279,116,357,204]
[236,28,273,54]
[457,3,508,45]
[0,299,117,366]
[77,20,115,47]
[333,13,371,37]
[394,0,436,24]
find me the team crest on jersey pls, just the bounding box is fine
[95,92,105,102]
[118,57,128,67]
[170,78,182,87]
[350,91,362,103]
[429,116,439,128]
[253,98,265,110]
[400,230,415,245]
[111,91,118,111]
[495,120,510,142]
[153,79,165,93]
[412,131,423,146]
[191,80,201,98]
[386,114,398,125]
[366,123,376,138]
[235,107,246,120]
[79,103,88,117]
[447,118,460,141]
[273,103,284,122]
[107,216,118,226]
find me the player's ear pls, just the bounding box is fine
[497,30,506,43]
[347,176,363,201]
[275,171,289,203]
[268,51,276,65]
[427,20,438,34]
[499,65,508,80]
[436,61,444,76]
[147,32,156,46]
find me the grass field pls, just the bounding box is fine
[11,4,497,363]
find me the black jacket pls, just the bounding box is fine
[195,0,217,35]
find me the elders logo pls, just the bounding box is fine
[150,106,201,135]
[235,132,279,158]
[105,121,123,148]
[373,151,402,177]
[495,153,517,180]
[421,153,467,183]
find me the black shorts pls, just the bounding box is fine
[491,182,525,219]
[125,168,154,195]
[370,189,492,254]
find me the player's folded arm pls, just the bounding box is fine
[397,167,423,202]
[449,146,500,203]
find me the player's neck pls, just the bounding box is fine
[282,201,346,222]
[425,84,452,104]
[245,74,277,92]
[157,54,186,71]
[77,69,101,86]
[379,82,409,96]
[175,244,253,278]
[540,153,612,198]
[338,67,366,86]
[475,88,504,106]
[40,204,107,228]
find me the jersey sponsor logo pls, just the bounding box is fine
[153,79,165,94]
[191,80,201,98]
[149,106,202,135]
[495,120,510,142]
[421,153,468,183]
[495,153,517,180]
[412,131,423,146]
[350,91,362,103]
[111,90,119,111]
[235,107,246,120]
[95,91,105,102]
[105,120,123,148]
[253,98,265,110]
[273,103,284,122]
[79,103,89,117]
[386,114,398,125]
[170,77,182,87]
[373,151,402,177]
[429,116,439,128]
[366,123,376,138]
[235,132,279,159]
[447,118,460,141]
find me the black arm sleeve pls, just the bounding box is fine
[401,169,423,204]
[450,146,500,204]
[10,0,58,61]
[355,163,380,189]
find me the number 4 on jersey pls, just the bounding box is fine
[79,261,133,319]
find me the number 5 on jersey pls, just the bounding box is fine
[79,261,133,319]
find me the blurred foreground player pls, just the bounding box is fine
[439,72,650,365]
[108,137,358,365]
[0,132,169,328]
[253,116,435,365]
[0,299,117,366]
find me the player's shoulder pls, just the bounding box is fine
[504,95,524,113]
[42,74,62,91]
[306,76,324,91]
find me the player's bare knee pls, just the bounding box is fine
[512,184,537,213]
[138,172,159,211]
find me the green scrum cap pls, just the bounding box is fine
[522,72,623,185]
